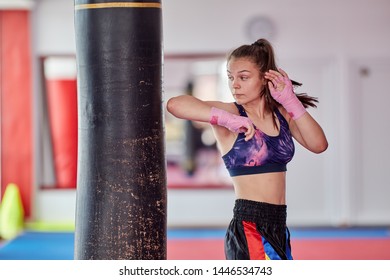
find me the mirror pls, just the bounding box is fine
[38,54,231,189]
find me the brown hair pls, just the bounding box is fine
[227,38,318,125]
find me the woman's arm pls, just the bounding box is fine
[280,108,328,153]
[166,95,227,122]
[166,95,256,145]
[265,69,328,154]
[166,95,232,153]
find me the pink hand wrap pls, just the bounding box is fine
[269,76,306,120]
[209,107,253,133]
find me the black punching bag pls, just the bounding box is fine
[74,1,166,260]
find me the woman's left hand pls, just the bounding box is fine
[264,68,306,120]
[264,68,294,104]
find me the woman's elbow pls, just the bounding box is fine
[312,139,329,154]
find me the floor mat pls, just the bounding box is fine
[1,228,390,260]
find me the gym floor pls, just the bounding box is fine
[1,227,390,260]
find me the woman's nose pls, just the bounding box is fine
[232,79,240,88]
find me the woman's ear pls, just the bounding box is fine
[261,74,268,86]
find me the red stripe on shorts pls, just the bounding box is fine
[242,220,266,260]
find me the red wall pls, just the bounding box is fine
[0,10,33,218]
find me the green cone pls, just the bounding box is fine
[0,183,25,240]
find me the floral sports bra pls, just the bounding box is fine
[222,103,295,177]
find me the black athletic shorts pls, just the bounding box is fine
[224,199,293,260]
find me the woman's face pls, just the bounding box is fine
[227,57,266,105]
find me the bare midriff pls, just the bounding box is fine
[231,172,286,205]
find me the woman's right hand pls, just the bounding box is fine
[210,107,255,141]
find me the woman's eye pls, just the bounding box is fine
[227,76,233,81]
[241,76,248,80]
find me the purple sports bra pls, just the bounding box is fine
[222,103,295,177]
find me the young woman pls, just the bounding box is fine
[166,38,328,260]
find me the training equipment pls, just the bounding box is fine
[74,0,166,260]
[268,76,306,120]
[210,107,253,133]
[0,183,25,240]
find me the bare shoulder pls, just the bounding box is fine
[205,101,239,114]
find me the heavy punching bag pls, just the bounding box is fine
[74,0,166,260]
